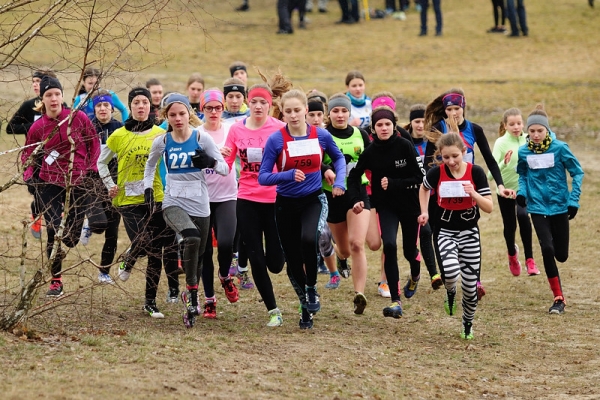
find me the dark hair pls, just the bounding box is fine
[83,67,101,80]
[404,104,426,132]
[146,78,162,88]
[424,88,465,134]
[498,108,522,137]
[345,70,365,86]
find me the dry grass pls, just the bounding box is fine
[1,0,600,399]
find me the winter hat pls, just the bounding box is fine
[164,93,192,110]
[526,114,551,132]
[328,96,351,113]
[128,87,151,109]
[39,76,62,97]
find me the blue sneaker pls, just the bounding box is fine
[305,286,321,314]
[383,301,403,319]
[403,276,419,299]
[317,259,328,274]
[324,274,340,289]
[299,306,313,329]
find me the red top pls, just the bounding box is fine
[276,126,322,174]
[437,163,477,210]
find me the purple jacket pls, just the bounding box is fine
[22,108,100,187]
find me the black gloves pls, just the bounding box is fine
[144,188,155,213]
[568,206,578,220]
[191,149,216,170]
[516,195,527,208]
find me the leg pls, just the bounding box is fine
[497,195,518,256]
[516,203,534,260]
[516,0,528,35]
[277,0,293,32]
[378,208,401,302]
[531,213,563,298]
[419,222,439,278]
[419,0,429,34]
[457,227,481,324]
[506,0,519,35]
[432,0,442,35]
[99,202,121,274]
[345,208,370,294]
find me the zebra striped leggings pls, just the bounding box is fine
[436,227,481,323]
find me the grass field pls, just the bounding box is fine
[1,0,600,399]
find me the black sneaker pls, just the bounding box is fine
[46,280,64,298]
[166,287,179,304]
[235,3,249,11]
[337,256,351,279]
[305,286,321,314]
[383,301,403,319]
[143,300,165,319]
[549,296,566,314]
[299,306,313,330]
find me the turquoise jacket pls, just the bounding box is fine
[517,139,583,216]
[73,90,129,122]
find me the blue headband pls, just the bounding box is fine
[442,93,465,109]
[93,94,113,108]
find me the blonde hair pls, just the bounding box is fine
[430,117,463,164]
[281,89,307,108]
[255,67,293,121]
[371,91,396,102]
[498,108,522,137]
[223,77,245,88]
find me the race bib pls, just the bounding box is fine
[439,180,470,198]
[169,180,202,198]
[527,153,554,169]
[346,161,357,177]
[287,139,320,157]
[44,150,60,165]
[247,147,263,163]
[124,180,144,197]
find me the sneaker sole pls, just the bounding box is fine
[353,294,367,315]
[383,309,402,319]
[46,292,64,298]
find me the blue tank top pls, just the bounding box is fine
[440,119,476,163]
[163,130,202,175]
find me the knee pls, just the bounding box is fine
[349,239,364,254]
[555,253,568,263]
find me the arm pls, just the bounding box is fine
[347,150,369,212]
[223,126,238,170]
[321,129,346,190]
[81,113,100,172]
[387,139,424,189]
[257,133,296,186]
[516,146,528,198]
[475,125,509,196]
[6,101,35,135]
[97,144,117,194]
[200,132,229,176]
[487,135,506,181]
[562,144,584,208]
[144,135,165,189]
[111,91,129,121]
[418,167,439,225]
[465,165,493,213]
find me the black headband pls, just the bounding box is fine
[128,87,151,108]
[371,109,396,129]
[409,109,425,121]
[224,84,246,97]
[229,65,247,77]
[308,101,324,113]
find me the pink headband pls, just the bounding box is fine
[372,96,396,110]
[200,89,224,110]
[442,93,466,109]
[247,87,273,106]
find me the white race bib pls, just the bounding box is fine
[527,153,554,169]
[124,180,145,197]
[439,180,470,198]
[287,139,320,157]
[346,161,357,177]
[247,147,263,163]
[169,180,203,198]
[44,150,60,165]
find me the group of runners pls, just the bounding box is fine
[10,63,583,339]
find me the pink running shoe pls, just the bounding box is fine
[526,258,540,275]
[508,245,522,276]
[477,281,486,301]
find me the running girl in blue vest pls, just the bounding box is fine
[259,89,346,329]
[418,129,493,340]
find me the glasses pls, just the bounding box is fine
[204,105,223,113]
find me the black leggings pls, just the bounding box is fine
[237,199,285,311]
[99,201,121,273]
[530,213,569,280]
[497,194,534,259]
[491,0,506,26]
[201,200,237,298]
[275,191,326,306]
[378,206,421,302]
[419,222,438,278]
[39,183,107,277]
[120,204,179,301]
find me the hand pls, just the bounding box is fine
[503,150,513,165]
[191,149,216,169]
[324,169,336,186]
[144,188,155,213]
[498,184,515,199]
[462,182,476,196]
[349,117,361,127]
[220,146,232,158]
[381,177,388,191]
[568,206,578,220]
[516,195,527,208]
[108,186,118,198]
[352,201,364,214]
[332,187,345,197]
[417,213,429,226]
[294,169,305,182]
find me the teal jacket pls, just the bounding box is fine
[517,139,583,216]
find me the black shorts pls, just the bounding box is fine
[325,185,370,224]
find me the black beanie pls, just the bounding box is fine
[128,87,152,109]
[40,76,63,97]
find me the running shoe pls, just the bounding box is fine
[166,287,179,304]
[526,258,540,276]
[181,291,200,328]
[403,276,419,299]
[445,290,457,316]
[325,274,341,289]
[305,286,320,314]
[383,301,403,319]
[337,256,351,279]
[30,214,42,240]
[267,308,283,327]
[220,275,239,303]
[143,300,165,319]
[236,270,255,290]
[203,301,217,319]
[80,219,92,246]
[117,248,132,282]
[549,296,566,314]
[430,273,443,290]
[477,281,486,300]
[299,306,313,329]
[508,245,522,276]
[229,252,239,276]
[46,279,64,297]
[353,292,367,315]
[317,259,328,274]
[460,321,474,340]
[97,272,114,285]
[378,281,391,298]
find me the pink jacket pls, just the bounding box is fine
[21,108,99,187]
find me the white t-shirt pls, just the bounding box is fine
[199,121,238,203]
